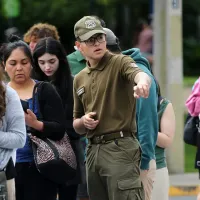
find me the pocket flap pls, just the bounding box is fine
[118,177,142,190]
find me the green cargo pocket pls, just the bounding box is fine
[117,178,144,200]
[118,177,142,190]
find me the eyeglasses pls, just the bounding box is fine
[81,34,105,46]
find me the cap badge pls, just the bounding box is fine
[85,20,96,29]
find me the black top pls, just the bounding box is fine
[31,82,66,141]
[53,76,80,139]
[5,158,16,180]
[52,78,83,185]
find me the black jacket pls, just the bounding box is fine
[53,76,80,139]
[52,77,83,185]
[31,82,66,141]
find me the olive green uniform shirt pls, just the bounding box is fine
[73,51,142,138]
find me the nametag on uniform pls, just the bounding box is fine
[77,87,85,96]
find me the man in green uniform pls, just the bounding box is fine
[67,49,86,75]
[73,16,151,200]
[67,16,106,76]
[67,16,106,200]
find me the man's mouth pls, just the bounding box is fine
[94,48,102,52]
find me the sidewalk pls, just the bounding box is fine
[169,173,200,196]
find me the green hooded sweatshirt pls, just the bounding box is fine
[123,48,158,170]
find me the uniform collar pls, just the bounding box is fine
[86,51,112,73]
[74,50,85,62]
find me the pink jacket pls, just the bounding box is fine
[186,78,200,116]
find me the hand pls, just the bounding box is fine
[24,109,43,131]
[141,169,149,174]
[133,82,150,99]
[140,169,149,180]
[82,112,99,130]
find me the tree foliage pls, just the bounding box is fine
[0,0,149,52]
[2,0,199,75]
[183,0,200,75]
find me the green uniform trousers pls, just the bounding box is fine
[86,136,145,200]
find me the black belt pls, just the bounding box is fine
[89,131,135,144]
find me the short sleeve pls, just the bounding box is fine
[120,56,142,84]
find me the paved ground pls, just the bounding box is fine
[169,173,200,197]
[170,173,200,187]
[170,197,196,200]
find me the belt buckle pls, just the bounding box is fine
[95,136,101,144]
[120,131,124,137]
[95,135,105,144]
[100,135,105,144]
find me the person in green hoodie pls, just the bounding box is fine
[103,28,158,200]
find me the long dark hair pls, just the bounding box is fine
[0,35,33,121]
[32,37,73,103]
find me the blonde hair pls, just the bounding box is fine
[23,23,60,43]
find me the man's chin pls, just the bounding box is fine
[93,52,105,59]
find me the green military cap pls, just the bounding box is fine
[74,16,106,41]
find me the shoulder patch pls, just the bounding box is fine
[77,87,85,96]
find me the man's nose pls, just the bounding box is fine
[94,39,100,46]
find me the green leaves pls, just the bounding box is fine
[2,0,20,18]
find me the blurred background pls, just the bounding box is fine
[0,0,199,76]
[0,0,151,53]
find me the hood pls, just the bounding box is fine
[122,48,152,72]
[123,48,158,95]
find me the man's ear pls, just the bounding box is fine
[75,41,82,51]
